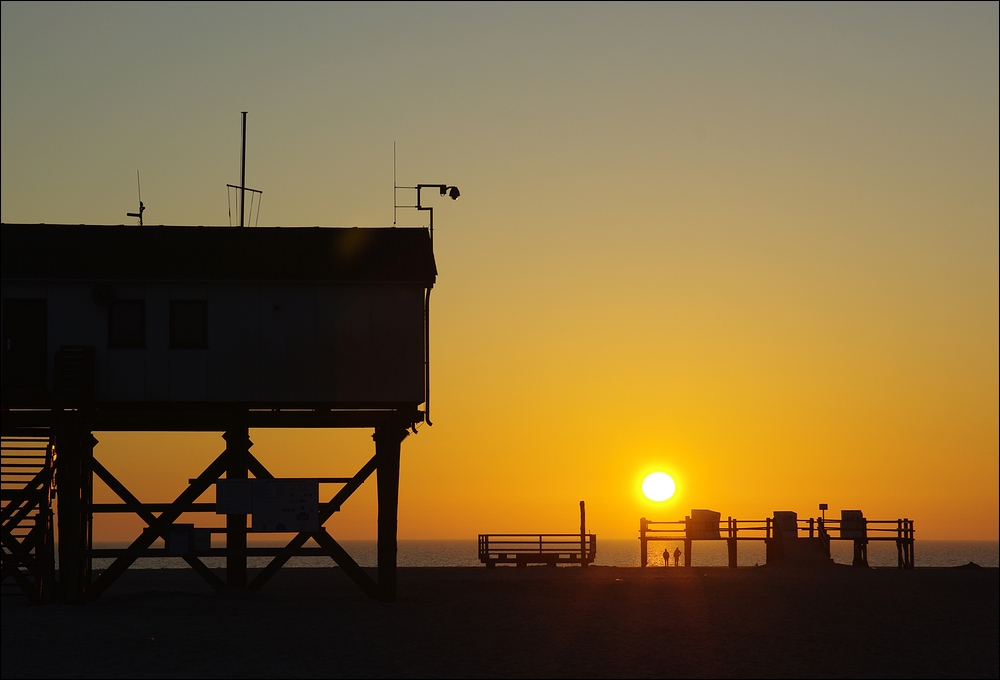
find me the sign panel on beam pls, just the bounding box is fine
[251,479,319,532]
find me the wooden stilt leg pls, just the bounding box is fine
[56,424,94,603]
[225,425,250,588]
[374,426,406,602]
[640,518,647,568]
[81,433,95,593]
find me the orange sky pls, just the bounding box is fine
[3,3,997,540]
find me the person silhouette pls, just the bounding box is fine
[662,548,670,567]
[673,547,682,567]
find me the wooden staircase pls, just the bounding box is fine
[1,428,56,602]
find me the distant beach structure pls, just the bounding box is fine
[640,509,915,569]
[478,501,597,568]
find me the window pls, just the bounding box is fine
[170,300,208,348]
[2,298,48,390]
[108,300,145,348]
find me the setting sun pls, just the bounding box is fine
[642,472,676,502]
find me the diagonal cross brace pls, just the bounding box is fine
[3,566,39,602]
[0,472,49,525]
[90,457,223,591]
[1,521,43,561]
[87,448,230,600]
[91,458,158,525]
[312,530,379,599]
[248,453,378,593]
[182,554,225,590]
[86,447,380,600]
[246,455,274,481]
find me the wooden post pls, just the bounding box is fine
[374,425,406,601]
[35,509,55,602]
[896,519,903,569]
[224,425,250,588]
[817,516,831,559]
[903,520,909,568]
[55,425,78,602]
[684,515,690,567]
[639,517,647,568]
[579,500,587,567]
[56,424,95,603]
[82,433,94,591]
[908,520,915,569]
[765,517,780,563]
[852,540,862,567]
[727,517,737,568]
[904,518,912,568]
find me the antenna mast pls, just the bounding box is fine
[226,111,263,227]
[126,170,145,226]
[393,142,397,226]
[240,111,247,228]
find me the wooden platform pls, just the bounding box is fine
[478,533,597,568]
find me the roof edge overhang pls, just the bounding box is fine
[1,224,437,285]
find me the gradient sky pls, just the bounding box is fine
[2,2,997,541]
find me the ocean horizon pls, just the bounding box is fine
[88,538,999,571]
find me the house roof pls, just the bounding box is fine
[0,224,436,284]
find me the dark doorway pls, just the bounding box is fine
[2,298,48,392]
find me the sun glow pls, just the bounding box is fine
[642,472,676,502]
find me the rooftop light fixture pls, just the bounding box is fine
[391,170,460,432]
[394,182,461,245]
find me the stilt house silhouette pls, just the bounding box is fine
[1,223,436,602]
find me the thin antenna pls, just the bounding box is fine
[392,142,396,227]
[240,111,247,228]
[226,111,261,227]
[126,170,145,226]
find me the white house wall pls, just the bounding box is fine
[2,281,426,405]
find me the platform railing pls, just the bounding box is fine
[478,533,596,568]
[0,432,56,603]
[639,516,915,568]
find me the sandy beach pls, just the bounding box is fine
[2,565,997,678]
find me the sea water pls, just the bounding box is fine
[89,539,998,570]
